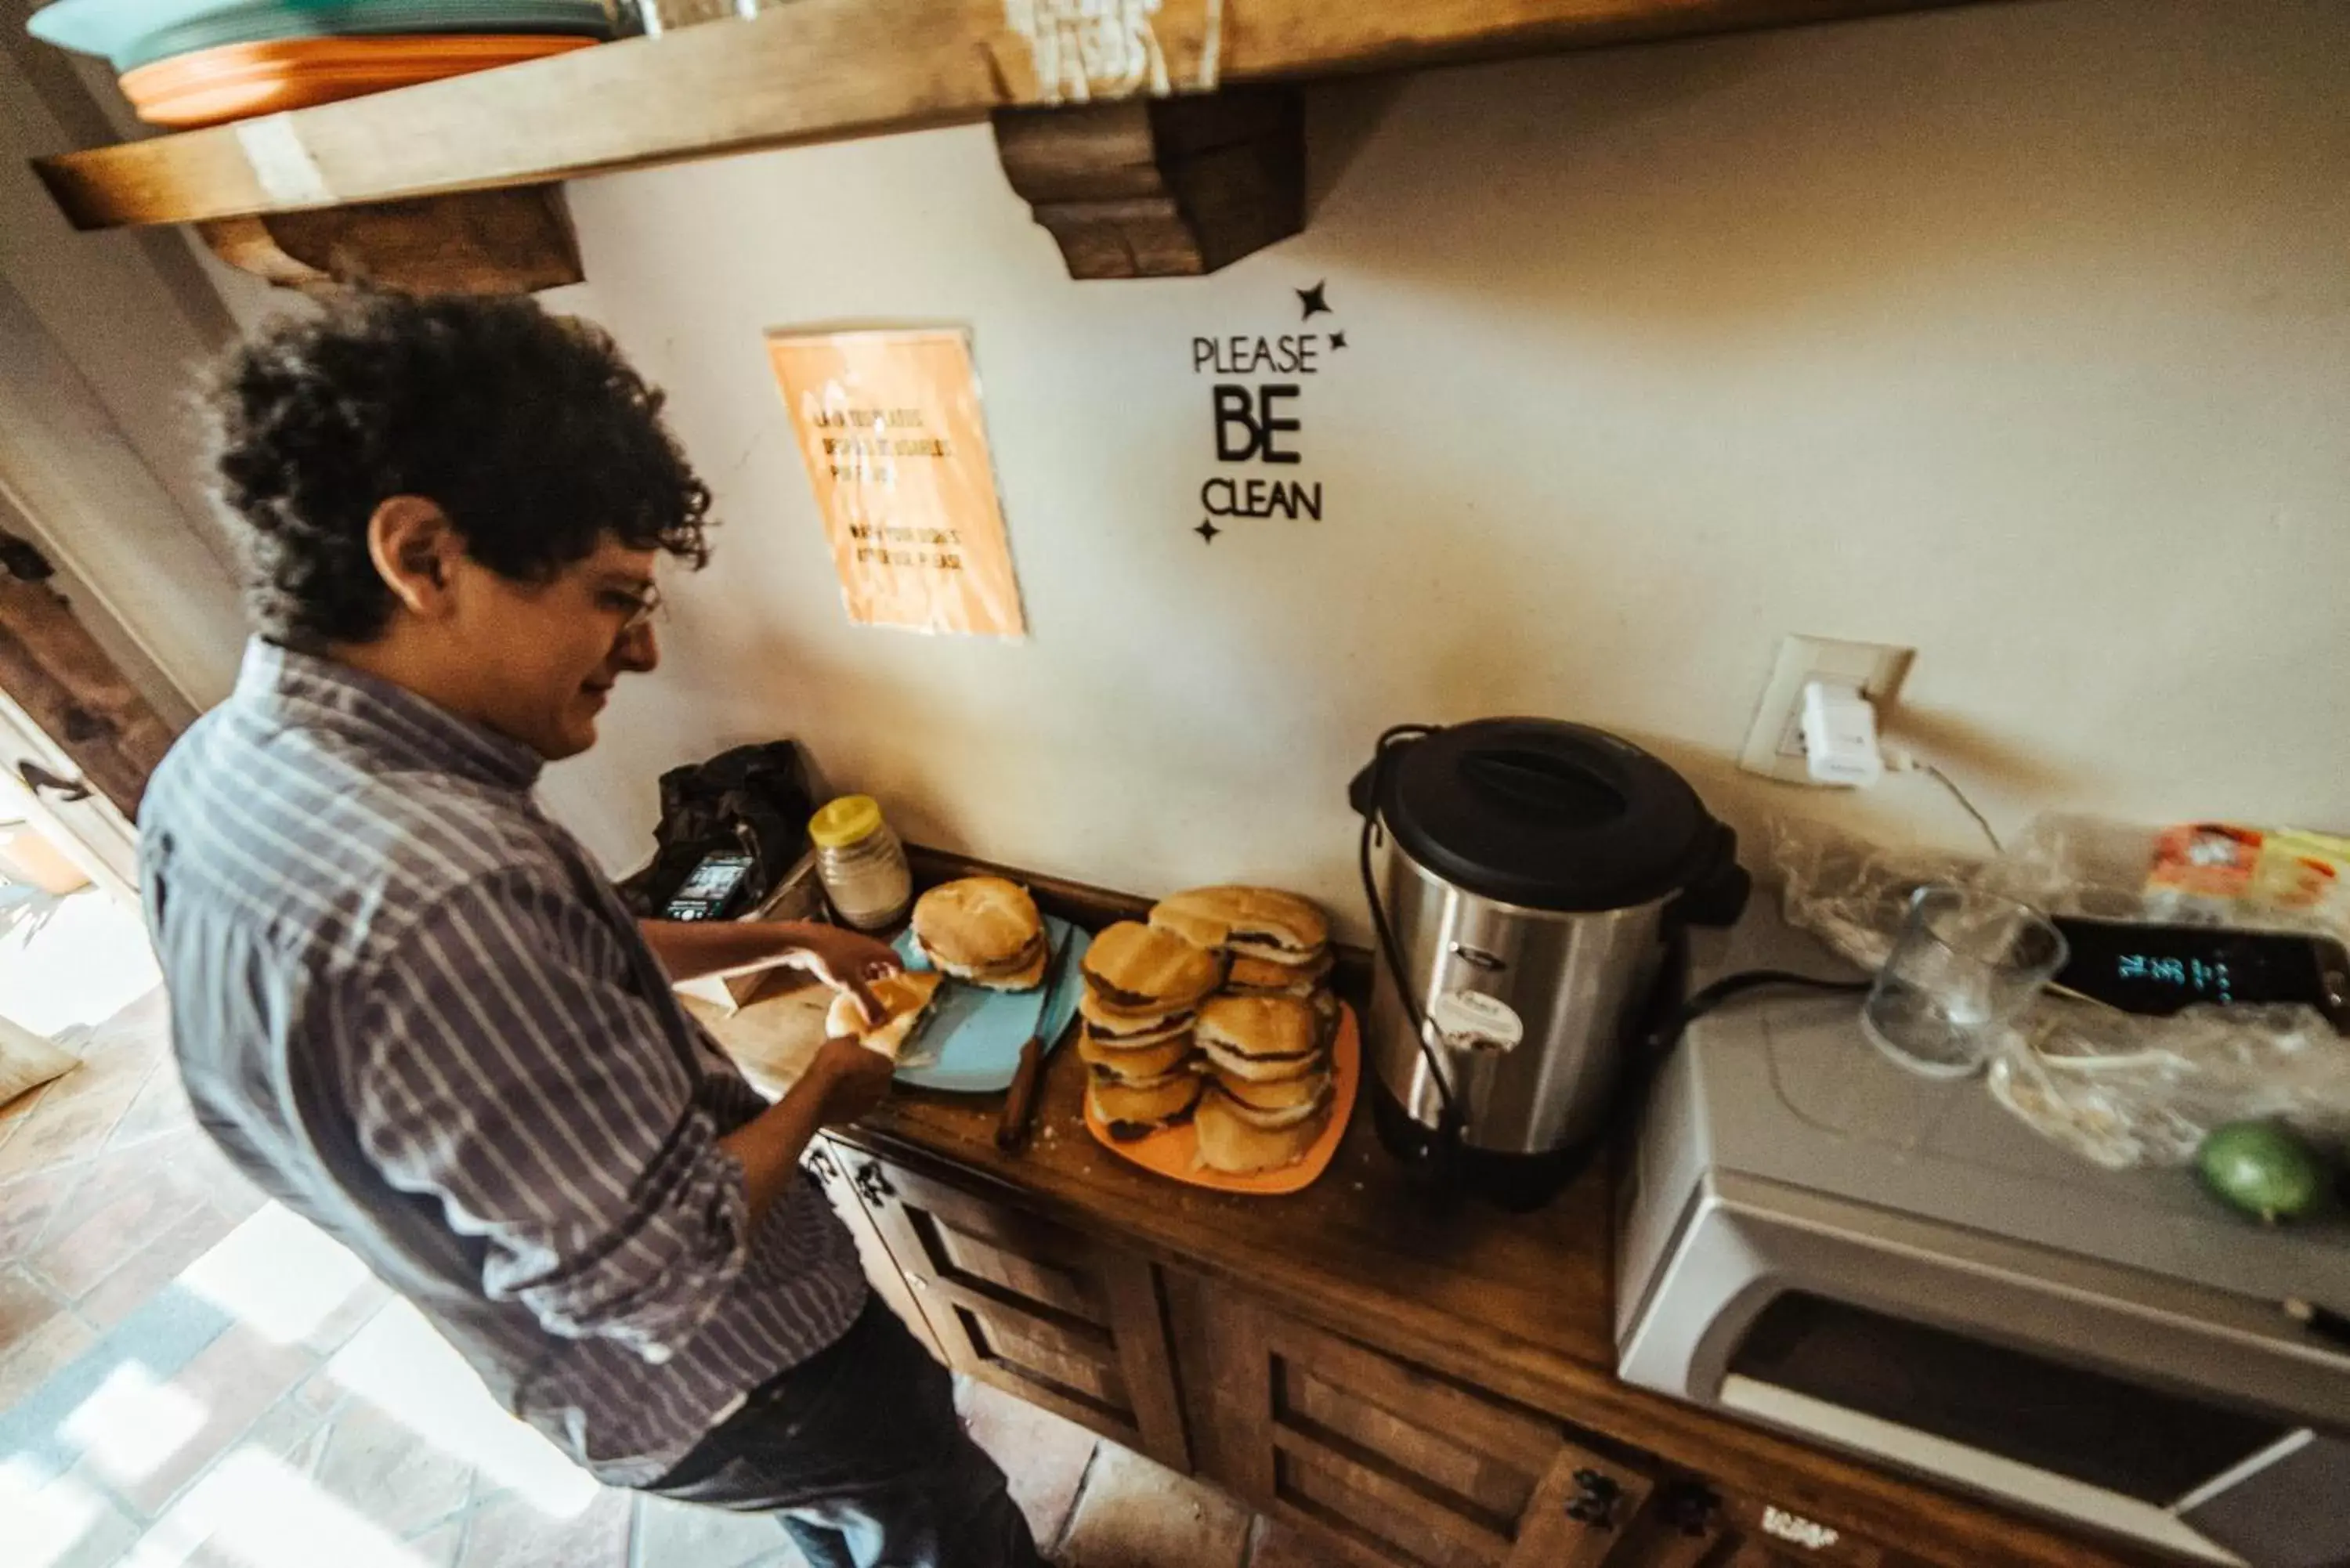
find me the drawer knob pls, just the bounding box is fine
[1662,1482,1720,1536]
[1565,1469,1622,1528]
[851,1163,896,1207]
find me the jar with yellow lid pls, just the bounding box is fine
[808,794,912,931]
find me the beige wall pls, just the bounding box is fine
[0,27,251,722]
[17,0,2343,923]
[525,0,2348,920]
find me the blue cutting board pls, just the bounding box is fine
[890,916,1090,1093]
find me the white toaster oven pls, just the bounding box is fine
[1617,953,2350,1568]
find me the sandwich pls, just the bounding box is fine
[1086,1067,1203,1141]
[825,970,945,1061]
[1193,994,1327,1084]
[1193,1084,1329,1174]
[1079,921,1224,1021]
[1212,1061,1332,1117]
[1077,1024,1197,1083]
[909,876,1048,991]
[1076,988,1196,1045]
[1225,949,1335,999]
[1148,886,1329,971]
[1188,993,1334,1172]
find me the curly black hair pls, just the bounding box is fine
[204,291,713,646]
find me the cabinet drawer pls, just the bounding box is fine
[833,1150,1188,1470]
[1193,1293,1654,1568]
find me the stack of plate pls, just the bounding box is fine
[27,0,613,128]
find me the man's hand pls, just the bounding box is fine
[720,1035,896,1234]
[808,1035,895,1125]
[639,918,903,1020]
[780,927,905,1024]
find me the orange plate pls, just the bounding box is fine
[1084,1002,1360,1196]
[119,34,596,128]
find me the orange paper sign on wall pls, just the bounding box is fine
[765,328,1026,638]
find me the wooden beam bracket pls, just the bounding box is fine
[992,88,1305,280]
[197,184,582,295]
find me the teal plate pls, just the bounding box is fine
[890,916,1091,1094]
[29,0,612,72]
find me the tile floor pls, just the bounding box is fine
[0,888,1335,1568]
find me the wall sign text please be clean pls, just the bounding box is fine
[1188,281,1347,544]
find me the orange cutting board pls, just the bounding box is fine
[120,34,596,128]
[1084,1003,1359,1196]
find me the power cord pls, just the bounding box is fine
[1650,970,1872,1057]
[1882,744,2001,854]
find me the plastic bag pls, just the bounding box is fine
[1770,811,2350,1169]
[1989,1002,2350,1169]
[1769,815,1990,971]
[617,741,821,918]
[1992,814,2350,938]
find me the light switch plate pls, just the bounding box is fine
[1738,635,1915,782]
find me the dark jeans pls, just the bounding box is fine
[649,1296,1043,1568]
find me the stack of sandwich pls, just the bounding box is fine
[1148,887,1338,1174]
[1149,887,1332,999]
[1078,921,1225,1139]
[909,877,1050,991]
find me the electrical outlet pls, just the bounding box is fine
[1738,635,1914,783]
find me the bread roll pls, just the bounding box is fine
[1200,1039,1322,1084]
[824,970,943,1060]
[1087,1070,1203,1138]
[1149,886,1329,963]
[1081,922,1224,1013]
[1076,990,1194,1042]
[1078,1028,1196,1082]
[1213,1064,1331,1114]
[910,877,1043,974]
[1195,994,1321,1060]
[1193,1088,1327,1173]
[967,938,1050,992]
[1226,950,1333,997]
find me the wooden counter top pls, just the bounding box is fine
[848,1021,1622,1375]
[697,846,1617,1385]
[700,849,2160,1568]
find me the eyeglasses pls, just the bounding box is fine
[606,582,663,636]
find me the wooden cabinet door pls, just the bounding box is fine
[1188,1292,1654,1568]
[1601,1496,1731,1568]
[834,1150,1190,1471]
[804,1139,944,1363]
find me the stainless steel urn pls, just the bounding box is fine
[1350,718,1748,1207]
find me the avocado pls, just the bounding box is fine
[2196,1122,2326,1225]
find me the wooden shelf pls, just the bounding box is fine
[33,0,1993,234]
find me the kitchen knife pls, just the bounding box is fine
[995,928,1070,1152]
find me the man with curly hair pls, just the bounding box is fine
[139,293,1043,1568]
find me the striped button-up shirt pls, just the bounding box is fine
[139,639,867,1484]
